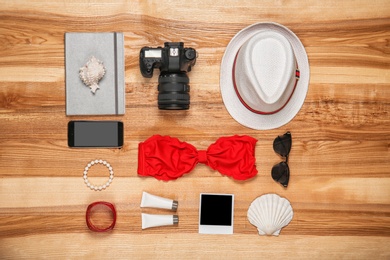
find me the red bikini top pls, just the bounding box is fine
[138,135,258,181]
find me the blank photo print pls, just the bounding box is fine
[199,193,234,234]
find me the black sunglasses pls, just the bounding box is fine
[271,132,291,187]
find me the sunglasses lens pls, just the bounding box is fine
[273,132,292,157]
[271,162,289,187]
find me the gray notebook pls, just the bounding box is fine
[65,32,125,115]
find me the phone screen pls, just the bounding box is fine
[68,121,123,148]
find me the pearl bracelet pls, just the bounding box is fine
[83,159,114,191]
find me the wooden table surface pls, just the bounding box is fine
[0,1,389,259]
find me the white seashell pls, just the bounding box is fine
[247,193,293,236]
[79,56,106,94]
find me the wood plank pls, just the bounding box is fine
[1,234,388,259]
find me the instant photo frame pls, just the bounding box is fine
[199,193,234,234]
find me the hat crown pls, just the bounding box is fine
[234,30,297,114]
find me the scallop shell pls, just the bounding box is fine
[247,194,293,236]
[79,56,106,94]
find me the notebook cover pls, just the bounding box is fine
[65,32,125,115]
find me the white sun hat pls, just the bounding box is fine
[220,22,310,130]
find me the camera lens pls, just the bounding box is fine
[158,72,190,110]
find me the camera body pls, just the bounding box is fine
[140,42,197,110]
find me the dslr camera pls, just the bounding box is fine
[139,42,197,110]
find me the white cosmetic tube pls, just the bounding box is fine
[140,191,178,211]
[141,213,179,230]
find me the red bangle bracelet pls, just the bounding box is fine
[86,201,117,232]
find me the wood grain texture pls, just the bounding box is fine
[0,0,389,259]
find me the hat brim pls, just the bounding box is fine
[220,22,310,130]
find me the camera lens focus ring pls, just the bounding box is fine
[158,73,190,110]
